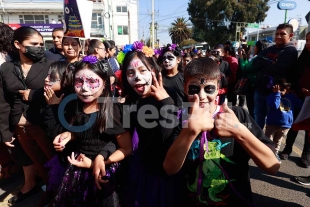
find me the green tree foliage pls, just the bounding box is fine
[169,17,192,44]
[179,39,197,48]
[188,0,269,45]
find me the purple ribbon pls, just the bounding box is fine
[197,131,207,196]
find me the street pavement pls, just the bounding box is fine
[1,107,310,206]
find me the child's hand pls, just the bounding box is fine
[93,155,108,190]
[53,132,71,152]
[186,94,214,133]
[150,72,170,101]
[302,88,310,96]
[214,102,241,137]
[272,85,280,93]
[68,152,92,168]
[44,87,64,105]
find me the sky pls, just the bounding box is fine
[138,0,310,45]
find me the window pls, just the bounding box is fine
[19,15,49,24]
[116,6,127,12]
[91,13,103,29]
[117,26,128,35]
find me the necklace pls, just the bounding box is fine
[22,69,30,77]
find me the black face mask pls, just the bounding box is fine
[23,46,45,62]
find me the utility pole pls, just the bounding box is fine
[128,10,131,43]
[151,0,155,48]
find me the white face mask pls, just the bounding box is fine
[163,51,178,70]
[126,57,152,97]
[74,68,105,103]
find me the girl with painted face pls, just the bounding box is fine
[50,56,132,206]
[164,58,280,207]
[119,41,183,207]
[160,44,185,109]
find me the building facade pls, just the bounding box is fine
[0,0,138,47]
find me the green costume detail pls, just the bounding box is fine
[188,139,235,204]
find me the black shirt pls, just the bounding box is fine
[172,106,276,206]
[219,60,232,78]
[45,47,65,61]
[163,72,185,109]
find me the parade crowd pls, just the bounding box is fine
[0,22,310,207]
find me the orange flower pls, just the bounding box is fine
[142,46,154,57]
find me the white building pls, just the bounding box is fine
[0,0,138,48]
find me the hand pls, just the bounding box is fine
[213,102,241,137]
[185,94,214,134]
[18,89,31,101]
[93,154,108,190]
[4,137,15,147]
[44,87,64,105]
[150,72,169,101]
[272,85,280,93]
[302,88,310,96]
[53,132,71,152]
[68,152,92,168]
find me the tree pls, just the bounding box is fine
[188,0,270,45]
[169,17,192,44]
[179,39,196,48]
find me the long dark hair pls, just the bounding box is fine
[121,51,161,104]
[0,23,14,57]
[72,60,112,133]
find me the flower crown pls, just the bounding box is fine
[117,41,154,65]
[160,43,184,57]
[79,55,109,72]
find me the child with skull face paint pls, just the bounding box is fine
[160,44,186,109]
[49,56,132,207]
[163,58,280,207]
[120,42,183,207]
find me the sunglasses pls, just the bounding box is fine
[188,85,216,95]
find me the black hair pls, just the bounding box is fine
[209,54,222,64]
[182,52,191,58]
[13,26,43,44]
[0,23,14,55]
[52,27,64,33]
[103,40,116,58]
[49,61,68,83]
[276,23,293,34]
[87,39,103,55]
[255,40,269,54]
[62,36,81,47]
[72,60,112,133]
[184,58,221,83]
[224,46,236,57]
[121,51,161,103]
[11,26,43,61]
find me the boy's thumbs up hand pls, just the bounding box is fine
[214,102,241,138]
[187,94,214,134]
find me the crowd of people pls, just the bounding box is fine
[0,21,309,207]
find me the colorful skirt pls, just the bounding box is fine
[46,154,121,207]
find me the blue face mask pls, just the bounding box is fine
[23,46,45,62]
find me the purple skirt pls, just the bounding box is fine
[124,151,183,207]
[46,154,121,207]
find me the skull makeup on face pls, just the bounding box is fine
[163,51,178,70]
[74,68,105,103]
[126,57,152,97]
[186,75,218,109]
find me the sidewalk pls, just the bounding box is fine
[0,173,43,207]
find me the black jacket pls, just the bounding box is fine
[0,58,54,142]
